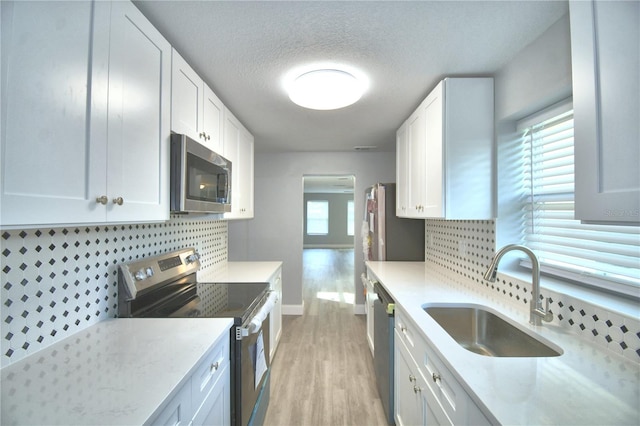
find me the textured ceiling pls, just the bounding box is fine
[133,0,569,153]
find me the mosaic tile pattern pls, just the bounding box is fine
[1,217,227,367]
[424,219,640,362]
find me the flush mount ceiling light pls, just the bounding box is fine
[286,67,367,110]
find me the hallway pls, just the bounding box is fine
[264,249,388,426]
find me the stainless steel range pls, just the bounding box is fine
[118,248,275,426]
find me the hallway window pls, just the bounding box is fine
[307,200,329,235]
[347,200,354,236]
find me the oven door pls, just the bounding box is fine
[238,313,270,426]
[170,133,232,213]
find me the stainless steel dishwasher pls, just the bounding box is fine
[374,281,395,425]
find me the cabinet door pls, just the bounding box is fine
[0,0,109,226]
[191,363,231,426]
[223,108,255,220]
[570,0,640,224]
[407,107,427,217]
[223,109,241,218]
[396,122,410,217]
[203,85,225,154]
[171,49,203,142]
[151,383,192,426]
[395,330,426,426]
[237,127,254,218]
[269,268,283,360]
[106,0,170,222]
[423,83,445,218]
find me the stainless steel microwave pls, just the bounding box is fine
[170,134,231,213]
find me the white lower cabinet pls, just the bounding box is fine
[395,329,427,426]
[365,276,376,356]
[269,266,283,360]
[395,306,490,426]
[150,332,230,426]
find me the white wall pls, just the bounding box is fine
[228,151,395,312]
[494,12,573,253]
[494,13,572,121]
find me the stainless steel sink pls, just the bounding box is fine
[423,304,563,357]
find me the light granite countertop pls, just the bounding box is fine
[0,317,233,425]
[366,261,640,425]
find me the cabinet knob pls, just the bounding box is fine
[432,373,441,383]
[96,195,108,205]
[112,197,124,206]
[206,134,211,141]
[199,132,206,139]
[210,361,219,372]
[409,374,416,383]
[413,385,422,394]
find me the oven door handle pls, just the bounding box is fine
[236,291,277,340]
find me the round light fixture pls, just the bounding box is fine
[287,68,366,110]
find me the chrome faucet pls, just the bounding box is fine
[483,244,553,326]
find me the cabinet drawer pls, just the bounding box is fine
[191,334,230,414]
[395,307,419,351]
[420,339,464,424]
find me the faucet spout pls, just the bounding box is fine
[483,244,553,326]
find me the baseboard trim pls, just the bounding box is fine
[353,304,365,315]
[282,302,305,316]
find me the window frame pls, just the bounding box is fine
[514,100,640,298]
[306,200,329,236]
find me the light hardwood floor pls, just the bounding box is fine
[263,248,388,426]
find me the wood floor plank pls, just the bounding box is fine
[263,249,388,426]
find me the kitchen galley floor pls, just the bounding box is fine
[264,248,387,426]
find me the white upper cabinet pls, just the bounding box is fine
[396,122,409,216]
[0,0,170,227]
[171,49,224,154]
[223,108,254,219]
[570,0,640,225]
[105,1,171,223]
[1,0,106,225]
[396,78,494,219]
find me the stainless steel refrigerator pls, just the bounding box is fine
[362,183,425,262]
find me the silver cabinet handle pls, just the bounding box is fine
[432,373,441,383]
[409,374,416,383]
[210,361,219,372]
[413,385,422,393]
[113,197,124,206]
[96,195,108,205]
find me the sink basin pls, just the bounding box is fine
[423,304,563,357]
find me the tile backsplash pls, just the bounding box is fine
[1,217,228,367]
[424,219,640,363]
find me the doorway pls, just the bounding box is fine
[302,175,356,307]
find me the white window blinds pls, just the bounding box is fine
[519,109,640,295]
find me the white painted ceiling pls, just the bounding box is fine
[134,0,568,154]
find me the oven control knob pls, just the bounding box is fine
[185,253,200,265]
[145,267,154,277]
[134,269,147,281]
